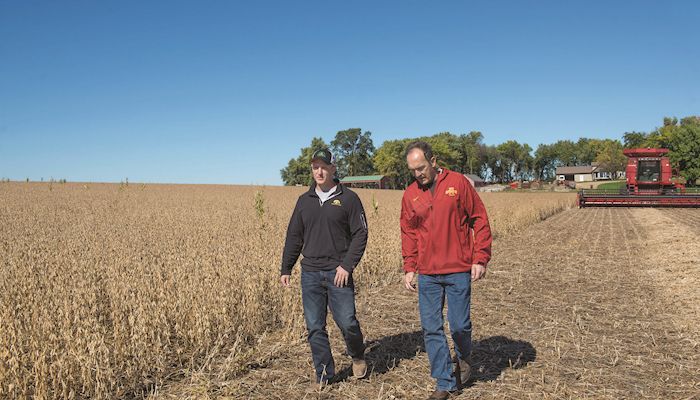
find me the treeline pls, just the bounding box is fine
[281,116,700,188]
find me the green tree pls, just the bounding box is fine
[646,117,679,149]
[549,140,578,166]
[575,138,600,166]
[373,132,483,188]
[643,116,700,185]
[496,140,533,182]
[671,117,700,185]
[373,138,413,189]
[280,137,329,185]
[421,133,461,171]
[534,143,558,181]
[331,128,375,178]
[483,145,504,182]
[623,131,648,149]
[464,131,486,176]
[447,131,485,175]
[594,139,626,178]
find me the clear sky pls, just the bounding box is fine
[1,0,698,185]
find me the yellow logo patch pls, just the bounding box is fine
[332,199,342,206]
[445,187,458,197]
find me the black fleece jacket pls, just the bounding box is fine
[281,183,368,275]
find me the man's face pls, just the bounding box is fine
[311,159,336,186]
[406,148,438,188]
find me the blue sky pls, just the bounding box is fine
[1,1,698,185]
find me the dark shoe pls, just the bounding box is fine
[427,389,460,400]
[457,358,472,386]
[352,358,368,379]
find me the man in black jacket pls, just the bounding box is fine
[280,148,369,386]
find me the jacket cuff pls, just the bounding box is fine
[403,263,417,273]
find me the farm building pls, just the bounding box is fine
[556,165,625,183]
[556,166,596,182]
[591,162,626,180]
[464,174,486,188]
[340,174,390,189]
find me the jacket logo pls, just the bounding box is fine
[412,196,420,202]
[331,199,342,206]
[445,187,458,197]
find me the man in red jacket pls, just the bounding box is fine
[400,141,492,400]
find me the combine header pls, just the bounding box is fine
[578,148,700,207]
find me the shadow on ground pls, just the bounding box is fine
[366,330,426,375]
[336,332,536,384]
[331,330,425,382]
[470,335,537,383]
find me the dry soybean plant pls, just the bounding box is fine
[0,182,575,398]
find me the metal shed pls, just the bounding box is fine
[339,175,389,189]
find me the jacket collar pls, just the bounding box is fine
[436,167,449,184]
[307,178,343,197]
[416,167,450,191]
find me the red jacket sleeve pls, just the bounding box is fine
[461,179,492,267]
[400,191,418,273]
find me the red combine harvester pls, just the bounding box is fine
[578,148,700,207]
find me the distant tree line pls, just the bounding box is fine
[281,116,700,187]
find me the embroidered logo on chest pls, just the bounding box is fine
[445,187,458,197]
[331,199,342,206]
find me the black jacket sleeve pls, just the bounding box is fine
[281,198,304,275]
[340,194,368,273]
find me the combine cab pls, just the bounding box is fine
[578,148,700,207]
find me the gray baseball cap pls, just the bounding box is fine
[311,148,334,165]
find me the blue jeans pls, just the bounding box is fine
[301,269,365,383]
[418,272,472,391]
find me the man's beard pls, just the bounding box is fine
[417,177,435,191]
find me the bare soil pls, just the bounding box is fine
[153,208,700,399]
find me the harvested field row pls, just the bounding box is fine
[636,208,700,335]
[659,208,700,235]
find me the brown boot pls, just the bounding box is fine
[308,375,321,391]
[427,389,460,400]
[308,372,330,391]
[352,358,368,379]
[457,358,471,386]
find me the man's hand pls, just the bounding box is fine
[334,266,350,287]
[471,264,486,282]
[280,274,291,287]
[404,271,416,292]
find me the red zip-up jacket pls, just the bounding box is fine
[401,168,492,274]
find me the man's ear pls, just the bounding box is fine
[430,156,437,168]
